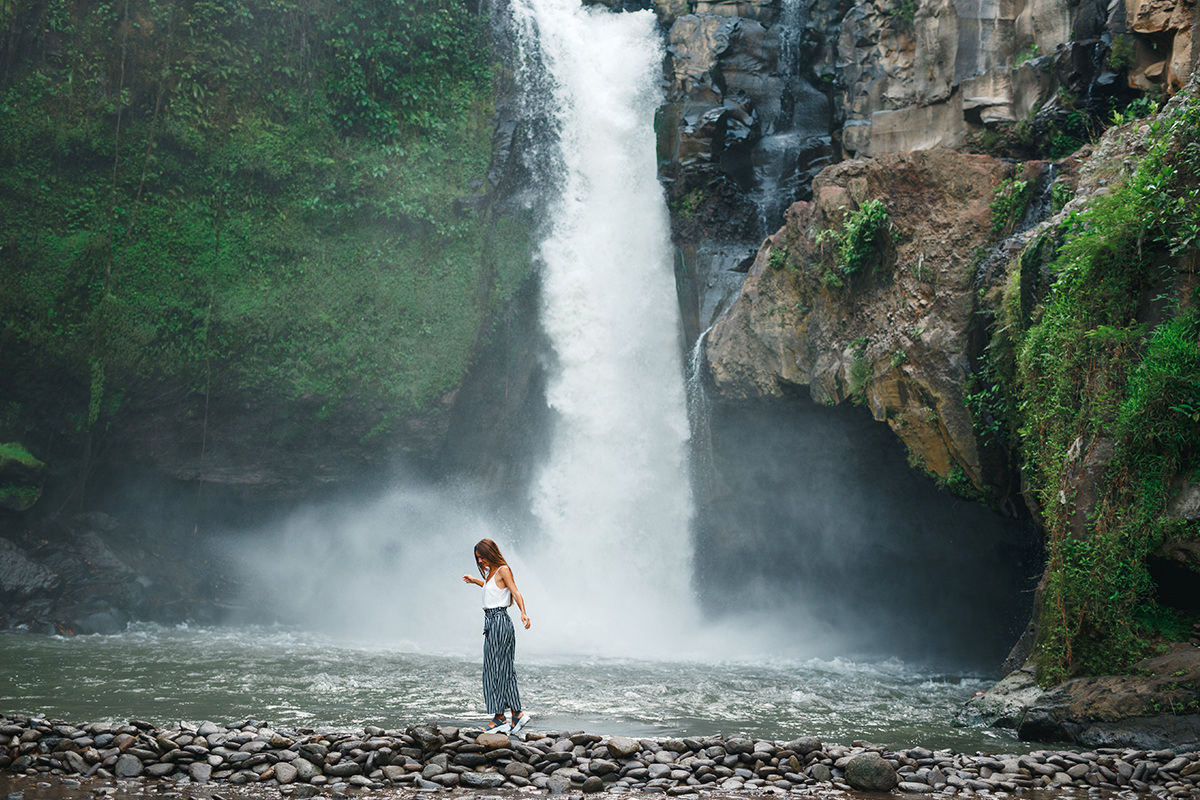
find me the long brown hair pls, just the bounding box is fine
[474,538,509,579]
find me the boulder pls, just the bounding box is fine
[955,665,1045,728]
[844,752,899,791]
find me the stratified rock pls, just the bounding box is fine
[844,752,899,791]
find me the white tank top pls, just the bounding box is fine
[483,573,511,609]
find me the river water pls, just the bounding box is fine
[0,624,1026,753]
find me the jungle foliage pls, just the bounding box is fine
[987,96,1200,684]
[0,0,532,472]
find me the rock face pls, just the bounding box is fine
[706,148,1021,489]
[0,512,233,634]
[1017,648,1200,749]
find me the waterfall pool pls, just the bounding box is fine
[0,624,1025,753]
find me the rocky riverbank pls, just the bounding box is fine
[3,715,1200,798]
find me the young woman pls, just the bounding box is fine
[461,538,531,733]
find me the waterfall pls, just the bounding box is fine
[511,0,697,649]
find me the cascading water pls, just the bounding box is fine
[510,0,698,648]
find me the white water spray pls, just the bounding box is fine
[511,0,698,650]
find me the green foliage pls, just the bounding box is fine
[0,442,45,471]
[815,199,891,287]
[1051,180,1073,212]
[1009,92,1200,684]
[1111,97,1161,126]
[991,176,1035,237]
[768,245,791,271]
[674,188,705,220]
[887,0,917,27]
[937,465,988,502]
[0,0,532,460]
[889,348,908,368]
[1014,44,1041,66]
[1107,34,1135,72]
[848,336,871,399]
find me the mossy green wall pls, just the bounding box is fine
[0,0,532,481]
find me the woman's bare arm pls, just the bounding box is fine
[496,566,530,629]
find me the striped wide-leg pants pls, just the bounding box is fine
[482,606,521,716]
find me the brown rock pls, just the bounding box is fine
[706,149,1012,488]
[475,732,511,750]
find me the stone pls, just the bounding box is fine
[458,771,504,789]
[581,775,606,793]
[504,761,532,778]
[196,722,220,737]
[408,724,443,751]
[114,754,143,778]
[899,781,933,793]
[293,758,321,781]
[783,737,821,755]
[475,732,510,750]
[292,784,321,798]
[808,763,833,782]
[547,773,573,794]
[274,761,298,784]
[326,761,362,777]
[62,751,87,774]
[844,752,899,792]
[607,737,641,758]
[188,762,212,783]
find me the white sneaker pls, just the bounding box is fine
[483,716,512,734]
[510,712,531,734]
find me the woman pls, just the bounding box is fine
[461,538,531,733]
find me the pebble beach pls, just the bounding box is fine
[3,715,1200,800]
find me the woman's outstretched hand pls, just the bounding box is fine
[463,574,482,586]
[520,612,530,629]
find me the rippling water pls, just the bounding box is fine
[0,624,1025,753]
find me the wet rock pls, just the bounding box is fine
[844,752,899,791]
[547,773,573,794]
[189,762,212,783]
[291,784,321,798]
